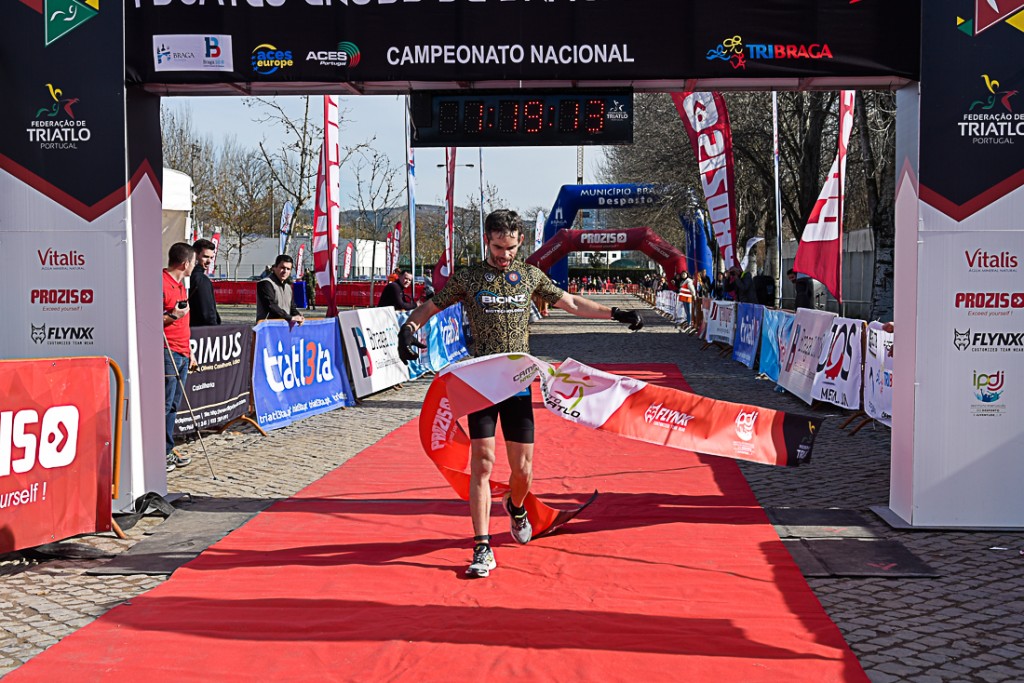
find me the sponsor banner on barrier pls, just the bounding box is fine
[705,300,736,345]
[778,308,837,405]
[811,317,863,410]
[864,321,893,427]
[760,309,795,383]
[174,324,253,436]
[699,298,712,338]
[396,311,429,380]
[426,303,470,372]
[732,303,763,369]
[338,307,410,397]
[252,319,354,431]
[0,357,112,554]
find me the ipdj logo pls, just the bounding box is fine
[969,74,1018,113]
[735,409,758,442]
[252,44,294,75]
[0,405,79,478]
[261,337,336,391]
[707,34,833,70]
[973,370,1005,403]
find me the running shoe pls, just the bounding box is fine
[169,450,192,468]
[466,543,496,578]
[165,455,176,473]
[503,492,533,545]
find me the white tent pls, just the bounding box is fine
[161,168,193,262]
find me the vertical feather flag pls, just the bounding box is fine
[312,96,340,316]
[434,147,457,292]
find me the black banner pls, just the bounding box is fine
[919,0,1024,218]
[124,0,920,90]
[174,324,254,436]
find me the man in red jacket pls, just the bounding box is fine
[163,242,198,473]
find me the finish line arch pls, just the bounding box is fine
[3,0,1022,527]
[527,228,687,282]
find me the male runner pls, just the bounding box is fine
[397,209,643,577]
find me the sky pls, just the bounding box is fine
[164,95,608,217]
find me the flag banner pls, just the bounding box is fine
[0,357,112,553]
[811,317,864,410]
[405,136,417,299]
[338,307,411,398]
[705,300,736,345]
[426,303,469,372]
[420,354,822,537]
[278,200,294,255]
[864,321,893,427]
[392,221,402,274]
[207,229,221,276]
[699,298,712,338]
[312,96,341,316]
[794,90,855,302]
[759,309,795,382]
[174,324,253,436]
[740,236,765,272]
[778,308,837,405]
[672,92,740,269]
[534,211,545,253]
[385,231,394,275]
[251,319,355,431]
[435,147,457,292]
[342,242,354,280]
[295,243,306,274]
[396,311,429,380]
[732,303,764,369]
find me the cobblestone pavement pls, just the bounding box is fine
[3,297,1023,681]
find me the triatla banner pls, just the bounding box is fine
[811,316,863,410]
[420,354,822,537]
[778,308,837,405]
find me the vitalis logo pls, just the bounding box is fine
[953,328,1024,352]
[37,248,85,271]
[735,409,758,442]
[30,324,94,345]
[706,35,833,70]
[28,84,91,150]
[965,248,1019,273]
[959,74,1023,145]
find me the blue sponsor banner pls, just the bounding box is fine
[427,303,469,371]
[732,303,763,369]
[396,311,429,379]
[759,309,795,382]
[252,319,355,431]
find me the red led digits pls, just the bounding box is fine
[559,100,580,133]
[585,99,606,134]
[439,101,459,135]
[464,101,484,134]
[498,100,519,133]
[523,100,543,133]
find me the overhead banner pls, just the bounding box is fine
[426,303,470,372]
[759,309,795,383]
[122,2,919,89]
[420,354,823,537]
[778,309,837,404]
[864,321,893,427]
[174,324,253,436]
[811,317,864,410]
[252,319,355,431]
[528,226,686,284]
[0,357,112,554]
[732,303,763,369]
[672,92,740,269]
[338,307,410,398]
[705,300,736,346]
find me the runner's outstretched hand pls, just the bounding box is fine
[611,307,644,331]
[398,324,427,363]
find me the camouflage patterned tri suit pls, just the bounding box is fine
[431,258,565,441]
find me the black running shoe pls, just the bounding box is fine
[466,543,496,578]
[503,493,533,545]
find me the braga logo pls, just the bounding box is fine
[252,44,294,75]
[707,35,833,70]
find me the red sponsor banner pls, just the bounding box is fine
[0,357,112,554]
[434,147,457,292]
[313,95,341,317]
[794,90,855,302]
[207,230,221,276]
[295,242,306,274]
[672,92,740,269]
[392,221,402,274]
[385,231,394,274]
[342,242,354,279]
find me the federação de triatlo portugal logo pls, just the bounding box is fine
[28,83,91,150]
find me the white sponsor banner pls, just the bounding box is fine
[864,321,893,427]
[778,308,837,405]
[153,35,233,72]
[338,307,410,397]
[811,317,863,410]
[705,300,736,345]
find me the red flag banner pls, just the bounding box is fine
[386,231,394,275]
[342,242,354,279]
[672,92,740,270]
[313,95,341,316]
[206,229,221,276]
[0,357,113,554]
[420,354,821,537]
[434,147,457,292]
[295,243,305,274]
[794,90,855,302]
[392,221,402,275]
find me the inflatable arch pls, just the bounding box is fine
[527,228,687,282]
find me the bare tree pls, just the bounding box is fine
[160,105,216,238]
[206,141,274,279]
[350,146,403,301]
[452,182,507,264]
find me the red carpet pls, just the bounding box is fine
[9,365,866,682]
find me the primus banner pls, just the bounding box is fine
[174,324,253,436]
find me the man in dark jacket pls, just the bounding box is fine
[189,238,221,327]
[256,254,305,323]
[376,269,416,311]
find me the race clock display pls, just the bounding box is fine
[410,90,633,148]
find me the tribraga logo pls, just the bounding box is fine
[706,35,833,70]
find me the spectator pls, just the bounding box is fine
[788,268,814,310]
[162,242,196,473]
[256,255,305,324]
[377,269,416,311]
[188,238,221,327]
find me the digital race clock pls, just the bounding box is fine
[410,90,633,148]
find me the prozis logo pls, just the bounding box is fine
[27,84,91,151]
[643,403,695,433]
[30,324,94,346]
[0,405,79,479]
[954,292,1024,310]
[581,232,627,245]
[706,35,833,70]
[261,337,337,390]
[31,288,94,305]
[37,247,85,271]
[973,370,1005,403]
[953,328,1024,352]
[965,248,1019,273]
[429,397,453,452]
